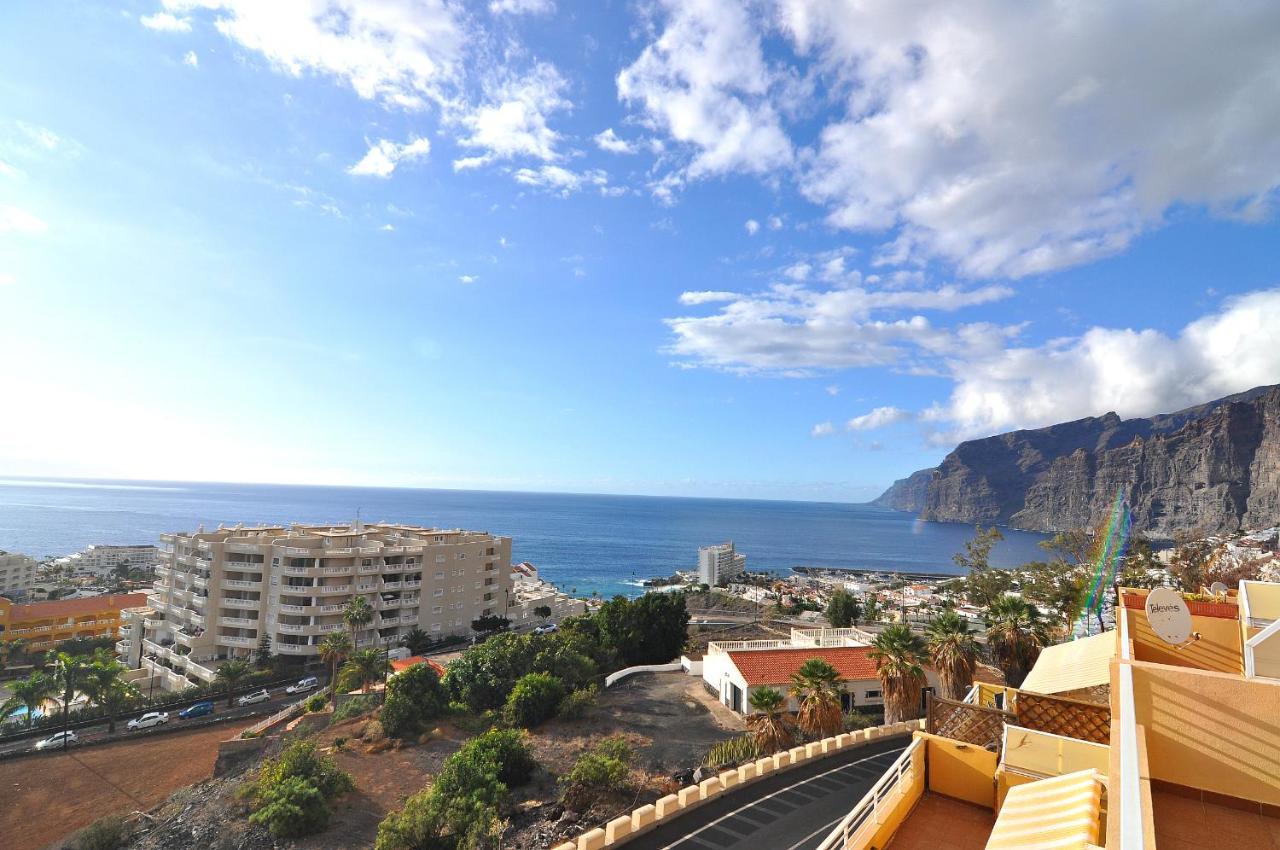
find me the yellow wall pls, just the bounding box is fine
[864,741,925,850]
[919,732,998,809]
[1001,726,1109,778]
[1126,606,1242,674]
[1127,659,1280,806]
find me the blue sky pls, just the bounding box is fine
[2,1,1279,501]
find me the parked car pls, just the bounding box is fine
[237,688,270,706]
[34,731,79,750]
[179,700,215,719]
[127,711,169,731]
[533,623,558,634]
[286,676,319,695]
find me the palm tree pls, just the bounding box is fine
[788,658,844,739]
[400,626,431,657]
[747,686,794,754]
[1,671,56,729]
[341,648,389,694]
[214,658,252,707]
[94,675,142,734]
[52,652,92,749]
[869,624,927,724]
[984,595,1048,688]
[924,611,980,701]
[344,595,374,645]
[319,632,352,705]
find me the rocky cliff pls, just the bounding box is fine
[877,384,1280,537]
[871,468,936,512]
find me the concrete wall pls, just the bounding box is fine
[918,732,998,809]
[1126,605,1242,674]
[864,741,926,850]
[1126,658,1280,806]
[605,662,684,688]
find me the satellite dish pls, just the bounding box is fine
[1210,581,1228,598]
[1145,586,1192,645]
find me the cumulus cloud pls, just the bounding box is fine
[347,137,431,178]
[489,0,554,13]
[622,1,1280,278]
[453,62,570,170]
[847,406,912,431]
[744,219,760,235]
[458,274,477,284]
[0,205,48,235]
[926,288,1280,441]
[183,50,199,68]
[811,421,835,437]
[512,165,610,197]
[767,215,783,231]
[140,11,191,31]
[594,127,637,154]
[678,291,739,306]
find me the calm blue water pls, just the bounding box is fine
[0,478,1049,598]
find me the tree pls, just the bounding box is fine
[215,658,252,707]
[343,595,374,645]
[1169,534,1214,593]
[746,686,794,755]
[1039,529,1091,566]
[955,525,1012,608]
[504,672,566,728]
[1021,561,1087,637]
[788,659,844,739]
[341,648,389,694]
[533,605,552,622]
[470,614,511,638]
[984,595,1048,687]
[825,590,862,629]
[869,624,927,723]
[254,632,274,670]
[318,632,352,705]
[83,653,139,733]
[596,592,690,666]
[52,652,92,749]
[862,596,883,624]
[381,663,448,739]
[1,671,56,728]
[923,611,979,701]
[400,626,432,657]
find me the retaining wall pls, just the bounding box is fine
[604,662,684,688]
[551,719,926,850]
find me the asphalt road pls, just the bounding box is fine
[625,736,908,850]
[0,688,304,755]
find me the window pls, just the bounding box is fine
[362,558,372,566]
[457,553,466,560]
[435,555,446,563]
[435,572,444,580]
[433,588,444,597]
[864,690,882,700]
[431,623,441,632]
[432,605,442,614]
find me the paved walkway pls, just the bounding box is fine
[625,737,908,850]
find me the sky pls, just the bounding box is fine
[1,1,1279,502]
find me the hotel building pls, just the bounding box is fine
[135,521,511,692]
[0,592,148,653]
[0,551,37,600]
[698,541,746,586]
[56,544,159,577]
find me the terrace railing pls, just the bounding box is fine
[815,737,924,850]
[926,693,1013,753]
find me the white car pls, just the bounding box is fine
[285,676,319,695]
[237,688,270,706]
[34,730,79,750]
[127,711,169,731]
[533,623,558,634]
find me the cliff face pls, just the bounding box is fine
[872,468,936,512]
[915,384,1280,537]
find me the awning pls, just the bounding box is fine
[985,768,1105,850]
[1021,632,1116,696]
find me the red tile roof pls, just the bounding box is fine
[390,656,447,677]
[726,646,882,686]
[7,592,148,622]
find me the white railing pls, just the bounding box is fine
[817,737,924,850]
[225,579,261,589]
[1115,596,1150,849]
[706,639,792,654]
[792,626,877,647]
[316,584,352,594]
[962,684,980,704]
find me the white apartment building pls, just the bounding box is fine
[509,562,587,627]
[698,541,747,586]
[137,521,512,692]
[57,544,159,577]
[0,551,37,600]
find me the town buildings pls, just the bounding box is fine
[0,551,37,600]
[508,561,587,627]
[0,592,148,653]
[698,541,746,586]
[135,521,512,692]
[55,544,159,577]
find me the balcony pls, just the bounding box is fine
[187,612,206,627]
[277,623,305,634]
[318,603,345,613]
[220,635,255,647]
[155,565,171,577]
[315,584,352,595]
[220,616,256,628]
[356,583,378,592]
[115,639,131,655]
[193,575,208,589]
[322,565,353,575]
[278,643,315,655]
[358,564,381,574]
[382,580,403,590]
[221,597,258,609]
[317,622,344,633]
[224,579,262,590]
[144,616,165,629]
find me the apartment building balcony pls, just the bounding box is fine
[277,643,316,655]
[186,611,206,627]
[356,582,378,593]
[221,597,258,609]
[155,565,171,577]
[358,564,381,574]
[315,584,352,595]
[404,579,422,589]
[220,635,255,647]
[185,658,218,682]
[224,579,263,590]
[224,542,264,555]
[317,622,344,633]
[321,565,355,575]
[116,639,130,655]
[283,564,324,577]
[193,575,208,589]
[220,615,256,628]
[317,602,345,613]
[382,580,403,590]
[283,547,313,556]
[175,629,206,648]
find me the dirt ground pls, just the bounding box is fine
[0,722,240,850]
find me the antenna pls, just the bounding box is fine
[1144,586,1192,645]
[1209,581,1228,599]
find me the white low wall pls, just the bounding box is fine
[605,662,684,687]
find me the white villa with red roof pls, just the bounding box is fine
[700,627,944,716]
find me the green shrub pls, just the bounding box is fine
[65,815,134,850]
[842,709,876,731]
[555,684,598,720]
[704,734,759,768]
[331,694,379,724]
[306,694,327,713]
[560,735,633,803]
[256,741,354,800]
[503,672,565,728]
[249,775,331,838]
[381,663,447,739]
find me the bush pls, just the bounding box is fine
[306,694,327,713]
[249,775,331,838]
[842,709,876,731]
[560,735,633,804]
[255,741,354,800]
[503,672,565,728]
[65,815,134,850]
[443,631,599,713]
[555,684,598,720]
[331,694,380,724]
[704,734,759,768]
[381,663,448,739]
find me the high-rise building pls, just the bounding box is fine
[137,521,512,692]
[56,544,159,577]
[697,541,746,586]
[0,551,37,600]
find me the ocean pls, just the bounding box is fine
[0,478,1049,598]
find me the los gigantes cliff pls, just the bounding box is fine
[875,384,1280,538]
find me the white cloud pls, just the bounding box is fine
[347,136,431,178]
[0,206,48,235]
[453,62,570,170]
[926,288,1280,441]
[380,223,395,231]
[140,11,191,31]
[161,0,465,109]
[811,421,835,437]
[622,1,1280,278]
[458,274,477,284]
[678,291,739,306]
[15,122,62,152]
[183,50,199,68]
[489,0,554,15]
[744,219,760,235]
[767,215,783,230]
[824,385,839,396]
[512,165,610,197]
[594,127,637,155]
[617,0,792,189]
[847,406,912,431]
